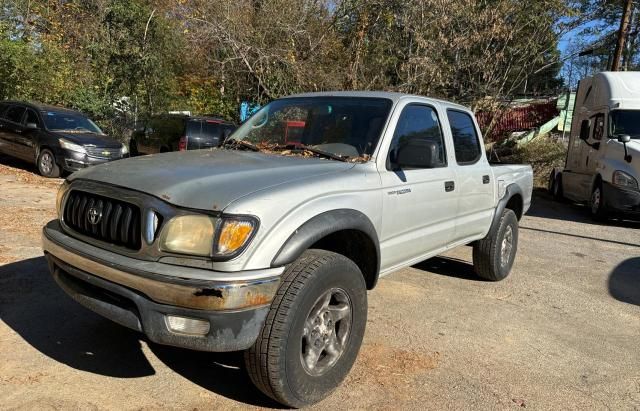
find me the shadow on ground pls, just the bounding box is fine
[527,189,640,229]
[0,257,278,407]
[413,255,486,282]
[0,153,39,174]
[608,257,640,307]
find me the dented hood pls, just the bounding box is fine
[68,149,354,211]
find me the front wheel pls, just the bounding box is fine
[473,209,519,281]
[590,182,608,221]
[245,250,367,408]
[37,148,61,178]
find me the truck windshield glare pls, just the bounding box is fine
[610,110,640,139]
[228,97,393,159]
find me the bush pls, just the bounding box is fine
[493,135,566,188]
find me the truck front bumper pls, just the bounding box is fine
[603,182,640,218]
[42,220,283,352]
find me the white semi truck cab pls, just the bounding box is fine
[551,72,640,220]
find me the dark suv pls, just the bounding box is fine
[130,114,236,155]
[0,101,127,177]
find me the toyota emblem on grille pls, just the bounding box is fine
[87,206,102,225]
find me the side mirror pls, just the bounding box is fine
[618,134,631,144]
[393,139,442,169]
[618,135,633,163]
[25,122,38,130]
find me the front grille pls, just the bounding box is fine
[85,146,122,159]
[63,190,142,250]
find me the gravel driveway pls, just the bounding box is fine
[1,155,638,410]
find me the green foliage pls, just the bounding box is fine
[501,136,567,187]
[0,0,618,140]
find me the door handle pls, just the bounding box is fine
[482,175,490,184]
[444,181,455,192]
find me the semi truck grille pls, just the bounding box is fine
[63,190,142,250]
[86,146,122,159]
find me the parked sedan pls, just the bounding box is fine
[0,101,128,177]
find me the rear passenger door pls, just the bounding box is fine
[0,103,13,154]
[14,108,41,161]
[446,109,494,243]
[1,105,27,158]
[379,102,458,271]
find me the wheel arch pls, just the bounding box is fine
[271,209,380,290]
[489,184,524,234]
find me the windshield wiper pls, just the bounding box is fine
[222,139,260,152]
[300,145,348,162]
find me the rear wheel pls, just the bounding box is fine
[129,139,139,156]
[245,250,367,408]
[37,148,61,178]
[473,209,519,281]
[550,172,563,200]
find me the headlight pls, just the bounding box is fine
[612,170,638,190]
[121,143,129,155]
[59,138,86,154]
[159,214,257,258]
[159,215,217,256]
[56,180,70,218]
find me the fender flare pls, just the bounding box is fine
[270,209,380,278]
[489,183,523,234]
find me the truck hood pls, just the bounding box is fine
[69,149,355,211]
[53,131,122,148]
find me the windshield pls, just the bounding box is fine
[228,97,392,160]
[610,110,640,139]
[43,111,104,134]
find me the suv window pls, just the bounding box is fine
[388,104,446,169]
[447,109,481,164]
[24,109,40,126]
[0,103,9,118]
[188,120,222,139]
[5,105,26,124]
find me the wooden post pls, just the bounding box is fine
[612,0,634,71]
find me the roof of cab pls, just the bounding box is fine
[281,91,470,111]
[593,72,640,109]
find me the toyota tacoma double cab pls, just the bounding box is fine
[43,92,533,407]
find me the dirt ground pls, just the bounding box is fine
[0,154,639,410]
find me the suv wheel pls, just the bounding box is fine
[245,250,367,408]
[129,139,139,156]
[590,182,608,221]
[473,209,518,281]
[37,148,61,178]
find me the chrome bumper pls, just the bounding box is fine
[42,220,282,311]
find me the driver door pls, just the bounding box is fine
[379,103,457,272]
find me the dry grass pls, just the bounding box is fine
[492,135,567,188]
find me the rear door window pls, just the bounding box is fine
[0,103,9,118]
[24,109,40,127]
[447,109,482,164]
[5,106,26,124]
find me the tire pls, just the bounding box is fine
[550,172,563,200]
[473,209,518,281]
[590,181,608,221]
[37,148,61,178]
[129,139,139,156]
[245,250,367,408]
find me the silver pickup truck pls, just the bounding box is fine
[42,92,532,407]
